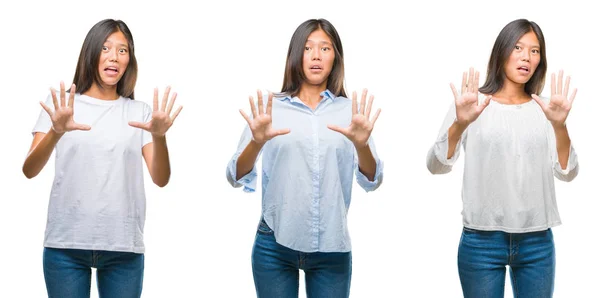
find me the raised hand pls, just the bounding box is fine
[450,67,492,126]
[129,86,183,137]
[239,90,290,144]
[327,89,381,149]
[532,70,577,127]
[40,81,91,134]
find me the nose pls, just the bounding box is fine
[311,48,322,61]
[521,50,530,62]
[108,48,119,62]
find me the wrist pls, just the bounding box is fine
[51,126,66,136]
[453,118,470,131]
[354,141,369,150]
[551,121,567,131]
[152,133,166,140]
[250,138,266,147]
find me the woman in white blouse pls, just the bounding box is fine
[427,19,578,297]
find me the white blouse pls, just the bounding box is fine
[427,97,578,233]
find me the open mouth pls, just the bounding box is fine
[309,65,323,72]
[104,66,119,74]
[517,66,530,73]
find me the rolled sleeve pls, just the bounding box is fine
[226,152,258,192]
[553,143,579,182]
[356,157,383,192]
[355,137,383,192]
[226,125,260,192]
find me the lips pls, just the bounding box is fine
[517,66,530,73]
[103,66,119,77]
[309,65,323,73]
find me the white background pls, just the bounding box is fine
[1,0,598,297]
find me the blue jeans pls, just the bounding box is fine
[251,219,352,298]
[458,227,555,298]
[43,247,144,298]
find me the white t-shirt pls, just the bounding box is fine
[427,97,578,233]
[33,93,152,253]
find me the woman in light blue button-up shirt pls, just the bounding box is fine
[226,18,383,298]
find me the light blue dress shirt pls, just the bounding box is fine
[227,90,383,253]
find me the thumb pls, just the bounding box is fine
[327,124,347,136]
[129,121,148,130]
[531,94,546,109]
[75,123,91,131]
[273,128,291,137]
[477,95,492,111]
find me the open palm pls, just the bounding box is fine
[129,86,183,137]
[40,81,91,134]
[532,70,577,127]
[328,89,381,149]
[450,67,492,126]
[239,90,290,144]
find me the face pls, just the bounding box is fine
[98,30,130,88]
[302,29,335,87]
[504,30,541,86]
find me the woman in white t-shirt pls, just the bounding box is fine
[22,19,182,298]
[426,19,578,297]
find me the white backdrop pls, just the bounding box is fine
[1,0,598,297]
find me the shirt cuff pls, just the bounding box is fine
[226,154,258,192]
[553,143,578,175]
[356,158,383,192]
[434,131,461,166]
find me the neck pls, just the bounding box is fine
[83,83,120,100]
[298,83,327,108]
[493,79,530,104]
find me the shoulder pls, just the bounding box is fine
[124,97,152,111]
[331,95,351,108]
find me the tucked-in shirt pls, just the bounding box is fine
[33,93,152,253]
[227,90,383,253]
[426,96,578,233]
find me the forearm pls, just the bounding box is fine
[357,145,376,181]
[553,124,571,170]
[447,120,468,159]
[236,140,264,180]
[150,135,171,187]
[22,129,63,179]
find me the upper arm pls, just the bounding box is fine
[28,132,47,155]
[142,142,153,173]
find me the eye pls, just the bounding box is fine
[321,47,331,52]
[305,46,310,51]
[532,49,540,54]
[102,46,109,51]
[119,48,128,54]
[514,45,521,50]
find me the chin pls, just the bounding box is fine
[305,76,326,85]
[100,78,121,87]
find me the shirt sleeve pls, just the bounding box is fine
[426,101,467,174]
[32,93,54,135]
[226,125,260,192]
[355,136,383,192]
[548,122,579,182]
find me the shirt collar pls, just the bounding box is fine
[279,89,336,103]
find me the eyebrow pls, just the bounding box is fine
[104,40,129,48]
[306,39,332,46]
